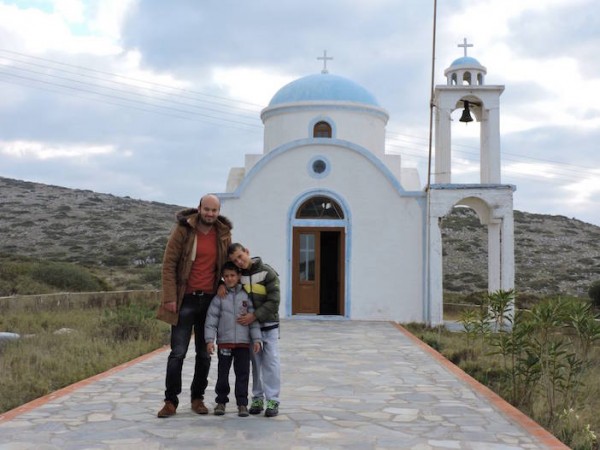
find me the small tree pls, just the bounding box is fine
[588,280,600,308]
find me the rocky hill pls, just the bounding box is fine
[1,176,599,298]
[441,208,600,298]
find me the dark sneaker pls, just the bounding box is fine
[249,399,264,415]
[157,401,177,418]
[238,405,249,417]
[191,399,208,415]
[265,400,279,417]
[214,403,226,416]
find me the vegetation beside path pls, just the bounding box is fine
[407,290,600,450]
[0,299,169,414]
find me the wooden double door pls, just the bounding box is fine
[292,227,345,315]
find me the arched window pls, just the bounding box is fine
[296,196,344,219]
[462,71,472,85]
[313,121,332,138]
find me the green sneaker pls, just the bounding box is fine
[265,400,279,417]
[214,403,226,416]
[249,399,264,415]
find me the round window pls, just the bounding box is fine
[312,159,326,174]
[308,156,330,179]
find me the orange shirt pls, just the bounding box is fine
[185,227,217,293]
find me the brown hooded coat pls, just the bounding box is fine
[156,208,233,325]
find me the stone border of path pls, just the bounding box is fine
[393,323,568,450]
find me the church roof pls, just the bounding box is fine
[450,56,483,67]
[268,73,380,107]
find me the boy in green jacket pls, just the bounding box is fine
[228,243,281,417]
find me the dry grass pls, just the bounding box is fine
[0,303,170,414]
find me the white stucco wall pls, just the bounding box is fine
[261,102,388,157]
[220,141,426,323]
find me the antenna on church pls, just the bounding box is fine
[426,2,438,191]
[425,0,438,326]
[317,50,333,74]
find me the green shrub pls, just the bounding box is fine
[588,280,600,308]
[138,265,161,285]
[97,303,162,341]
[30,262,106,292]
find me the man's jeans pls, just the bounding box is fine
[164,294,212,407]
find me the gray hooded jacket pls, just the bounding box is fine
[204,284,262,346]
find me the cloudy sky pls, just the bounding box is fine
[1,0,599,226]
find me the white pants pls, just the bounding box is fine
[251,327,281,403]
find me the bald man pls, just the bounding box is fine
[157,194,233,418]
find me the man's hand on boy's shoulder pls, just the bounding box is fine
[216,284,227,298]
[237,312,256,326]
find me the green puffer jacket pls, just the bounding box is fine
[239,257,280,325]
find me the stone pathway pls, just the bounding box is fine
[0,320,567,449]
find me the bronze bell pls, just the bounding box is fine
[459,100,473,123]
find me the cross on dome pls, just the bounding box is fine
[317,50,333,74]
[458,37,473,57]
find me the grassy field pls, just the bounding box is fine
[0,301,169,414]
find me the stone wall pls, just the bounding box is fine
[0,290,160,312]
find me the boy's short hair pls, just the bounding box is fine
[221,261,240,274]
[227,242,246,255]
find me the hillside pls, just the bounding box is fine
[1,176,599,298]
[441,208,600,298]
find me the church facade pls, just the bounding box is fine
[220,46,515,325]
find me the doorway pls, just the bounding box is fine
[292,227,345,315]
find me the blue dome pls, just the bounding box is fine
[268,73,380,107]
[450,56,483,67]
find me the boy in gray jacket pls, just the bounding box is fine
[205,262,262,417]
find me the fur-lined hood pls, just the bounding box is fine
[175,208,233,230]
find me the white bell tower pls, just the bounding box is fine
[434,38,504,184]
[426,39,515,326]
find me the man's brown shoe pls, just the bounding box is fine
[157,401,177,418]
[191,399,208,415]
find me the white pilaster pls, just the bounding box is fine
[488,220,501,291]
[434,107,452,183]
[428,215,444,326]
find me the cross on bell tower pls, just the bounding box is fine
[457,37,473,57]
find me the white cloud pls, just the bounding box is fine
[563,172,600,205]
[0,140,115,160]
[53,0,84,24]
[504,162,563,180]
[0,0,130,55]
[440,0,600,135]
[88,0,135,39]
[211,66,294,107]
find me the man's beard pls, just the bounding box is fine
[199,215,216,226]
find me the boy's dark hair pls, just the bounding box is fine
[221,261,240,274]
[227,242,246,255]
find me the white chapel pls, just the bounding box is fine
[219,44,515,325]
